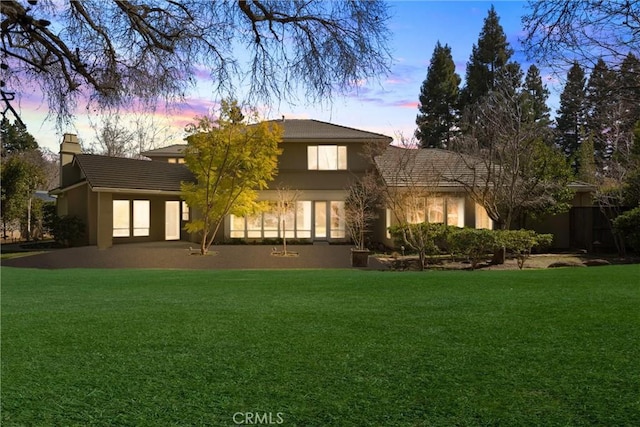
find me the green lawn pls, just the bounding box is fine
[2,266,639,426]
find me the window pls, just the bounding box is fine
[168,158,177,164]
[307,145,347,170]
[181,202,190,221]
[230,215,245,238]
[406,197,425,224]
[330,201,345,238]
[296,201,312,238]
[427,197,444,223]
[133,200,150,236]
[446,197,465,228]
[113,200,150,237]
[404,197,464,227]
[475,203,493,229]
[113,200,130,237]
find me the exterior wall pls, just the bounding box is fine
[56,183,91,246]
[528,190,595,250]
[219,140,377,243]
[270,140,372,190]
[108,194,186,246]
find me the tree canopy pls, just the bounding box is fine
[522,0,640,69]
[181,100,282,254]
[0,0,391,126]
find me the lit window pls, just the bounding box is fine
[330,201,345,238]
[181,202,190,221]
[427,197,445,223]
[296,201,312,238]
[406,197,425,224]
[447,197,465,228]
[386,208,391,239]
[307,146,347,170]
[247,213,262,238]
[475,203,493,229]
[263,205,279,238]
[229,214,245,238]
[177,158,185,164]
[133,200,150,236]
[168,158,177,164]
[113,200,130,237]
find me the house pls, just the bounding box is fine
[52,120,392,248]
[51,134,194,249]
[373,146,596,249]
[142,119,393,243]
[52,119,596,251]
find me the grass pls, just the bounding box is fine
[2,266,639,426]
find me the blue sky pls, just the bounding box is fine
[20,1,560,153]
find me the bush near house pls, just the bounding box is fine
[613,206,640,253]
[48,215,85,247]
[390,226,554,270]
[447,228,500,269]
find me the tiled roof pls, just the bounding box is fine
[374,147,487,188]
[141,119,393,157]
[74,154,195,192]
[264,119,393,141]
[140,144,186,157]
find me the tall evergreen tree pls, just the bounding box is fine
[459,5,513,110]
[555,61,587,164]
[1,118,38,157]
[415,42,461,148]
[522,64,551,124]
[618,53,640,132]
[586,59,618,161]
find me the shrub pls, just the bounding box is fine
[51,215,85,247]
[499,229,553,269]
[613,207,640,253]
[388,222,449,270]
[448,228,500,269]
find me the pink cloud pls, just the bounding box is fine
[390,100,418,109]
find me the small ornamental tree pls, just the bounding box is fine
[499,229,553,269]
[344,173,381,250]
[181,100,282,255]
[389,222,449,271]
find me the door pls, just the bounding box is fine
[165,201,181,240]
[314,201,327,240]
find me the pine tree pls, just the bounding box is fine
[415,42,461,149]
[459,5,513,110]
[586,59,618,161]
[555,62,587,164]
[522,64,551,124]
[1,118,38,157]
[618,53,640,132]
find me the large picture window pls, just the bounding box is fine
[113,200,130,237]
[475,203,493,229]
[307,145,347,170]
[113,200,150,237]
[133,200,150,236]
[405,197,464,227]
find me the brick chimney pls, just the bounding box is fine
[59,133,81,188]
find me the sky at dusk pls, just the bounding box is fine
[16,1,560,153]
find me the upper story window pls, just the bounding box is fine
[307,145,347,170]
[168,158,185,164]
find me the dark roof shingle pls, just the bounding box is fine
[374,147,486,188]
[74,154,195,192]
[141,119,393,158]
